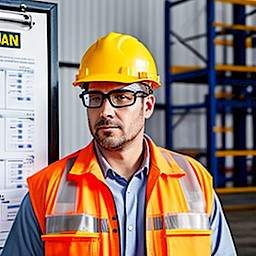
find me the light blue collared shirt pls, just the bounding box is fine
[95,140,150,256]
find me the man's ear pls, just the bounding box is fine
[144,95,155,119]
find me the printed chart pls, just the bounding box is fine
[0,10,49,250]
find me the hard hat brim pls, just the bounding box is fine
[73,73,161,90]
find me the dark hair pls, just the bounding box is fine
[140,83,153,95]
[82,82,89,91]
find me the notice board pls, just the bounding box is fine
[0,1,58,250]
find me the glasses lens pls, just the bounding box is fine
[84,92,102,107]
[110,91,135,107]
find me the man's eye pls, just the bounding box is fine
[114,93,133,101]
[90,95,101,101]
[116,94,128,100]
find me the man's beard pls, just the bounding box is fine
[93,118,124,150]
[89,111,144,151]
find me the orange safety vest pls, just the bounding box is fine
[27,137,213,256]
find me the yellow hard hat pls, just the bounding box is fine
[73,32,161,90]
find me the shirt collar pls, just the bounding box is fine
[94,138,150,179]
[68,135,185,180]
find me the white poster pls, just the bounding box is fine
[0,189,27,249]
[0,11,48,250]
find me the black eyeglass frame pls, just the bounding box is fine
[79,89,149,108]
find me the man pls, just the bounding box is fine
[2,32,236,256]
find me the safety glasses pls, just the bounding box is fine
[79,89,149,108]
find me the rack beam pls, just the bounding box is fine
[171,64,256,74]
[216,186,256,194]
[171,68,208,82]
[213,22,256,32]
[214,0,256,6]
[171,65,205,74]
[214,39,255,48]
[216,64,256,72]
[216,99,256,109]
[169,0,193,8]
[217,77,256,86]
[213,126,233,132]
[216,150,256,157]
[215,92,235,99]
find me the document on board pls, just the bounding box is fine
[0,11,49,249]
[0,189,27,249]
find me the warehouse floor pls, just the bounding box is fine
[219,192,256,256]
[226,210,256,256]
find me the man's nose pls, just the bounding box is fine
[100,98,115,119]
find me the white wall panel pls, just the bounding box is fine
[59,67,92,157]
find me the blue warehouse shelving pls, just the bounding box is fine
[165,0,256,187]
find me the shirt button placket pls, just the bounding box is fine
[128,225,133,231]
[125,182,136,255]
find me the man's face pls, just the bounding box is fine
[86,82,154,151]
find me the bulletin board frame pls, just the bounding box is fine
[0,0,59,164]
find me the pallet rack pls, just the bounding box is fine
[165,0,256,187]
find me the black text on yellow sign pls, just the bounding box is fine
[0,31,21,49]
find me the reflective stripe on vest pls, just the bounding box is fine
[55,156,78,213]
[171,152,206,213]
[147,213,210,231]
[46,214,109,234]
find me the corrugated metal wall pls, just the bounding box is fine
[42,0,255,159]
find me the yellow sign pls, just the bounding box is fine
[0,31,20,48]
